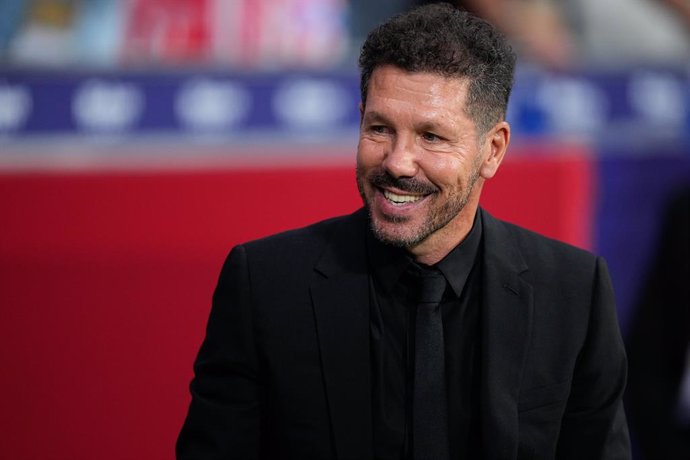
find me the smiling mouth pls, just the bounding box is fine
[382,189,426,204]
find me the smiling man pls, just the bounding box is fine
[177,4,631,460]
[356,65,505,265]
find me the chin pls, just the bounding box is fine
[370,215,426,248]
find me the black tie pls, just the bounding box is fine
[411,265,450,460]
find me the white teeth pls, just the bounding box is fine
[383,190,423,204]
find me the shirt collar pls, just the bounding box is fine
[435,210,483,297]
[366,210,483,297]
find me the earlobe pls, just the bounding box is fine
[480,121,510,179]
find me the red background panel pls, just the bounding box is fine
[0,148,592,459]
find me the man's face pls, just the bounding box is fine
[356,65,502,258]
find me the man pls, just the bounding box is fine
[177,4,631,459]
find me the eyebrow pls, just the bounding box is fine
[361,110,392,125]
[416,121,444,134]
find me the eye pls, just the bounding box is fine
[369,125,389,135]
[421,132,442,142]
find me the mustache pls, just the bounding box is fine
[368,170,439,195]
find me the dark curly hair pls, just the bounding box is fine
[359,2,516,135]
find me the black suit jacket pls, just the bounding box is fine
[177,208,631,459]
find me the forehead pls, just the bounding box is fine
[365,65,470,117]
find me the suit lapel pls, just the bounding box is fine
[311,210,372,460]
[479,209,534,459]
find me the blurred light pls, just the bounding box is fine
[0,83,31,132]
[72,80,143,132]
[175,78,251,131]
[629,71,686,127]
[273,78,351,129]
[537,76,609,138]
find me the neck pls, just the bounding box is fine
[408,199,481,266]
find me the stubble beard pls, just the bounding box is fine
[356,162,481,249]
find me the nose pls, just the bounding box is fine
[381,135,419,178]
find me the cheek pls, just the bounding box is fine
[420,156,465,189]
[356,139,385,169]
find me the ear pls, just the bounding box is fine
[479,121,510,180]
[358,101,364,124]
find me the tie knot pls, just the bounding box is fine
[409,265,447,304]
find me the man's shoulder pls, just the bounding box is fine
[506,218,592,256]
[483,209,599,268]
[484,211,609,309]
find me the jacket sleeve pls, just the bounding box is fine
[177,245,262,459]
[555,257,631,459]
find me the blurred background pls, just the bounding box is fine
[0,1,688,459]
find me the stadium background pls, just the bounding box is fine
[1,1,689,458]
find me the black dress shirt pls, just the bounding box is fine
[368,214,484,459]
